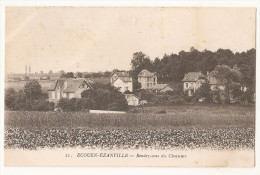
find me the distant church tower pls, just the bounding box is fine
[29,66,31,74]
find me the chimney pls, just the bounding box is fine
[207,71,209,75]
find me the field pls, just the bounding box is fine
[5,80,54,93]
[4,105,255,150]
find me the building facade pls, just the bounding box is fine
[48,78,93,104]
[110,71,133,93]
[138,69,157,89]
[182,72,206,96]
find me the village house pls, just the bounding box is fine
[48,78,93,104]
[151,84,173,93]
[207,71,225,91]
[124,94,140,106]
[182,72,206,96]
[138,69,157,89]
[110,71,133,93]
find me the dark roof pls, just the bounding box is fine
[138,69,156,77]
[47,79,65,91]
[182,72,205,82]
[152,84,172,90]
[112,76,132,84]
[63,78,92,93]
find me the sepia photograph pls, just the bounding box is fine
[3,6,256,167]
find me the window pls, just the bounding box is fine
[154,78,156,82]
[147,83,149,87]
[186,83,188,88]
[147,77,149,82]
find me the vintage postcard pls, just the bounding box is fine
[3,7,256,167]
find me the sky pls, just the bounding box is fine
[5,7,256,74]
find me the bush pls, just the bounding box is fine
[156,109,166,114]
[32,99,55,111]
[57,98,71,112]
[170,98,185,105]
[107,99,129,111]
[81,83,129,111]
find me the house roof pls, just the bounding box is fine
[85,78,95,84]
[110,71,131,77]
[207,71,220,85]
[151,84,172,90]
[63,78,92,93]
[138,69,156,77]
[112,77,132,84]
[47,79,65,91]
[182,72,205,82]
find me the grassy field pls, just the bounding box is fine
[5,104,255,130]
[4,105,255,150]
[5,80,54,93]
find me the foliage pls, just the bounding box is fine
[130,52,153,80]
[5,87,53,111]
[76,72,83,78]
[133,79,141,91]
[211,65,242,104]
[124,90,131,94]
[5,88,16,110]
[24,80,42,100]
[136,89,187,106]
[129,48,255,100]
[81,83,128,111]
[193,81,211,102]
[60,72,74,78]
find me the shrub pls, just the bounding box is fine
[81,83,129,111]
[57,98,71,111]
[32,99,55,111]
[156,109,166,114]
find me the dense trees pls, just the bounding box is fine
[130,48,255,86]
[5,82,54,111]
[58,83,129,111]
[80,83,128,111]
[130,48,255,104]
[60,72,74,78]
[24,80,42,100]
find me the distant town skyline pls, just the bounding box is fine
[5,7,256,74]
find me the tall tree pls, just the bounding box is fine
[130,52,153,80]
[211,65,242,103]
[24,80,42,100]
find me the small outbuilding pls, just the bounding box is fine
[151,84,173,93]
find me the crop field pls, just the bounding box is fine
[4,105,255,150]
[5,80,54,93]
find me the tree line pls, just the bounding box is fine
[130,47,255,90]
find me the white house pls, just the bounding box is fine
[48,78,93,104]
[138,69,157,89]
[182,72,206,96]
[125,94,140,106]
[110,71,133,93]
